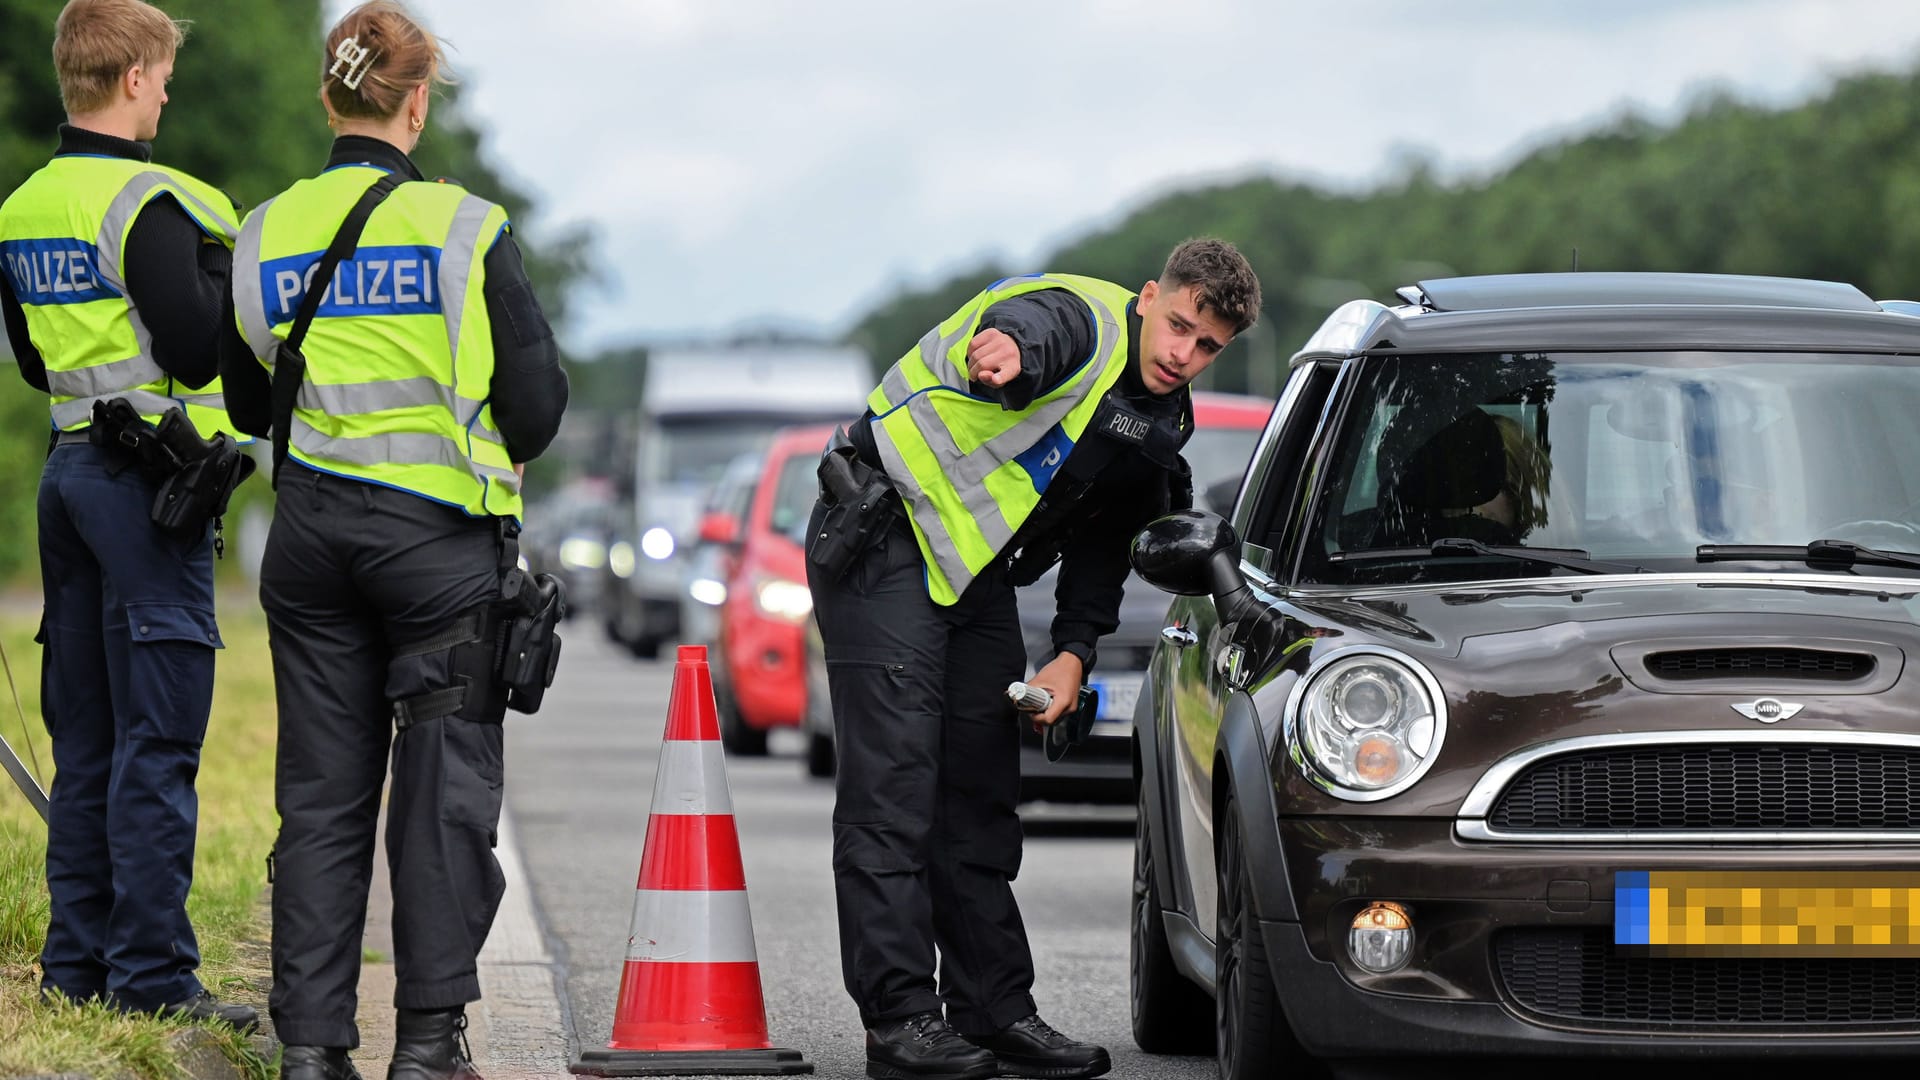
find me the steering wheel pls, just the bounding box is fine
[1811,519,1920,548]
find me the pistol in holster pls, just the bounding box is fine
[808,426,900,582]
[494,525,566,715]
[90,397,257,541]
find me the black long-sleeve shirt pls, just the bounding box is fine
[216,135,568,462]
[2,125,235,394]
[851,287,1191,668]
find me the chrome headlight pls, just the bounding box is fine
[1284,646,1446,801]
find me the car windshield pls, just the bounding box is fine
[643,416,804,488]
[1302,350,1920,585]
[770,451,820,543]
[1185,426,1262,494]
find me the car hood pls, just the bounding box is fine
[1271,574,1920,815]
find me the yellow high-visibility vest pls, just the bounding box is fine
[867,273,1136,604]
[0,155,248,439]
[232,166,520,518]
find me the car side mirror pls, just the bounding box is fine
[1130,509,1257,624]
[697,510,741,547]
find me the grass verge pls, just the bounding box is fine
[0,599,278,1079]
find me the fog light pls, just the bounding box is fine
[1348,901,1412,973]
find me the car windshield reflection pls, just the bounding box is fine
[1305,351,1920,585]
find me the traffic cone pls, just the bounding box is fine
[570,645,812,1077]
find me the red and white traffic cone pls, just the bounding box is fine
[570,645,811,1077]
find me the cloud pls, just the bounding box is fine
[327,0,1920,350]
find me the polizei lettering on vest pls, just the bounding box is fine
[1105,410,1151,443]
[261,243,444,326]
[0,239,115,305]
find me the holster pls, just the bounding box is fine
[497,565,566,715]
[91,397,257,538]
[808,426,899,583]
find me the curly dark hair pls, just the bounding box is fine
[1160,238,1261,335]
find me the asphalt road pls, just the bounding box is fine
[505,629,1215,1080]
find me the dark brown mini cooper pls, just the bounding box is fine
[1126,272,1920,1076]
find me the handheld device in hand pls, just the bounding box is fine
[1006,681,1101,763]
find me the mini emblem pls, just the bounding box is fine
[1731,698,1804,723]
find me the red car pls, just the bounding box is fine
[713,422,843,755]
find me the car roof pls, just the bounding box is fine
[765,421,842,461]
[1191,390,1272,427]
[1293,272,1920,359]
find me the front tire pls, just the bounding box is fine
[1131,780,1214,1054]
[1216,792,1302,1080]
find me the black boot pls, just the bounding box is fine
[159,988,261,1034]
[280,1045,363,1080]
[387,1007,484,1080]
[962,1013,1111,1079]
[865,1011,997,1080]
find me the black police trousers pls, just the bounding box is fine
[805,501,1037,1035]
[259,467,507,1049]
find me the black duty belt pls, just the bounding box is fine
[54,429,92,446]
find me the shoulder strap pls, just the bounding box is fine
[284,173,401,353]
[269,173,402,486]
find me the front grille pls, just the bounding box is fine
[1497,928,1920,1028]
[1489,744,1920,831]
[1645,647,1872,681]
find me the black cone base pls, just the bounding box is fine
[570,1046,813,1076]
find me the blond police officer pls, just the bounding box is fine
[0,0,256,1032]
[216,3,567,1078]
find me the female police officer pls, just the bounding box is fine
[218,4,567,1078]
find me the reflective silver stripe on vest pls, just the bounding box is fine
[871,434,971,588]
[290,417,520,494]
[879,283,1125,596]
[45,354,166,399]
[296,377,486,418]
[178,392,224,411]
[50,388,179,429]
[231,195,279,360]
[93,171,234,297]
[439,195,497,368]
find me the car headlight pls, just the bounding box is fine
[688,577,728,606]
[640,527,675,561]
[608,541,637,579]
[1285,646,1446,801]
[559,536,607,570]
[754,577,813,623]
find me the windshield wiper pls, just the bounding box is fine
[1696,539,1920,572]
[1330,537,1648,576]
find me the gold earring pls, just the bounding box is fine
[408,115,423,132]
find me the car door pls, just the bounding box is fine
[1161,358,1346,939]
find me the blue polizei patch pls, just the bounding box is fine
[0,238,119,305]
[1014,425,1074,493]
[260,244,444,326]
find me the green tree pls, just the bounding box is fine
[0,0,590,580]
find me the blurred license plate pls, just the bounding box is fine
[1088,673,1142,734]
[1614,870,1920,956]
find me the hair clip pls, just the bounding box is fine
[329,35,379,91]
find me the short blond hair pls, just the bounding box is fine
[53,0,185,114]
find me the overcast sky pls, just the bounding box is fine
[324,1,1920,353]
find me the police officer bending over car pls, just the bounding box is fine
[216,4,567,1078]
[806,239,1261,1080]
